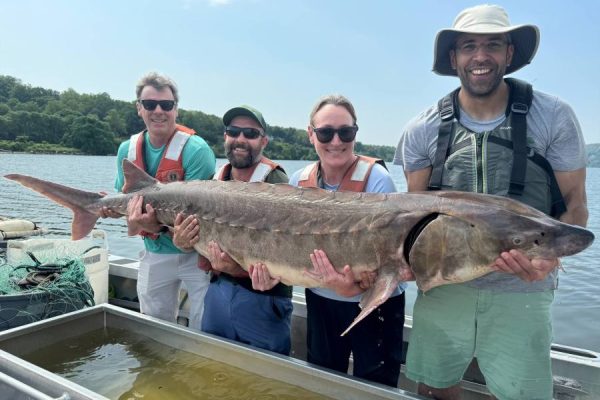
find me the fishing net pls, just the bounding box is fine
[0,249,96,330]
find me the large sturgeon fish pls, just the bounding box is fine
[4,159,594,333]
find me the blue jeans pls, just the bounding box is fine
[202,276,292,355]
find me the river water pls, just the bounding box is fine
[1,154,598,353]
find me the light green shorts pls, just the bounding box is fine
[405,284,554,400]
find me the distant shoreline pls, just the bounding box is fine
[5,149,600,168]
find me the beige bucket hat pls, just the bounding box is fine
[433,4,540,76]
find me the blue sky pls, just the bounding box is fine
[1,0,598,147]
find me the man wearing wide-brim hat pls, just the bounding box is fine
[394,4,588,400]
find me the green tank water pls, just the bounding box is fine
[21,327,333,400]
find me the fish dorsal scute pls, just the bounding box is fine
[199,181,400,236]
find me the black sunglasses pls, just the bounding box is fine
[225,126,263,140]
[312,125,358,143]
[139,99,176,111]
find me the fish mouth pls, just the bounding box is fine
[403,212,440,262]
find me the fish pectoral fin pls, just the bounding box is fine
[341,268,400,336]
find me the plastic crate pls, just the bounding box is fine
[6,230,109,305]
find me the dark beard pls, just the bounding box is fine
[458,64,506,98]
[225,143,260,169]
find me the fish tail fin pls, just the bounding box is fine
[341,269,400,336]
[4,174,102,240]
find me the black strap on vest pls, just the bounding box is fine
[483,136,567,218]
[428,89,459,190]
[531,153,568,218]
[505,78,532,196]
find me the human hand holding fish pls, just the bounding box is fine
[493,249,560,282]
[126,195,162,236]
[98,193,121,219]
[207,241,248,278]
[305,249,371,297]
[249,263,281,291]
[172,213,199,251]
[99,206,121,219]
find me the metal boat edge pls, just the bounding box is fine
[0,304,425,400]
[0,247,598,399]
[106,255,600,399]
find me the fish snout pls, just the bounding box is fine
[553,224,595,257]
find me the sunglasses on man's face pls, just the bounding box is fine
[225,126,263,140]
[312,125,358,143]
[139,99,176,111]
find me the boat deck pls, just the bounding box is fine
[0,250,597,399]
[106,255,600,400]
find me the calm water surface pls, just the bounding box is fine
[0,154,598,352]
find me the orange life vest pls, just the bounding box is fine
[297,155,385,192]
[127,124,196,183]
[214,157,281,183]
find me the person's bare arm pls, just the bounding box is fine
[554,168,588,227]
[405,167,432,192]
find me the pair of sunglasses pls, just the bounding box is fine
[138,99,176,111]
[312,125,358,143]
[225,126,263,140]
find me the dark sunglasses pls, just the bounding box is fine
[312,125,358,143]
[225,126,263,140]
[138,99,176,111]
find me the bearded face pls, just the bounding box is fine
[225,139,263,169]
[451,33,514,98]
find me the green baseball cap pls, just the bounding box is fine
[222,105,267,132]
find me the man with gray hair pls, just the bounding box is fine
[395,5,587,399]
[106,72,216,329]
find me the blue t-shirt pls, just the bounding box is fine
[115,131,216,254]
[289,162,407,302]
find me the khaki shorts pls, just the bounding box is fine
[406,284,554,400]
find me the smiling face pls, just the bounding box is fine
[224,115,267,169]
[137,86,178,140]
[308,104,356,172]
[450,33,514,98]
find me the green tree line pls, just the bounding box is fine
[0,75,396,161]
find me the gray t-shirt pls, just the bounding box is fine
[394,89,586,292]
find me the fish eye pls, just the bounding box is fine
[512,237,523,246]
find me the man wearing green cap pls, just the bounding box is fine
[395,4,588,399]
[173,105,293,355]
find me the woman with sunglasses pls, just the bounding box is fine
[287,94,407,387]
